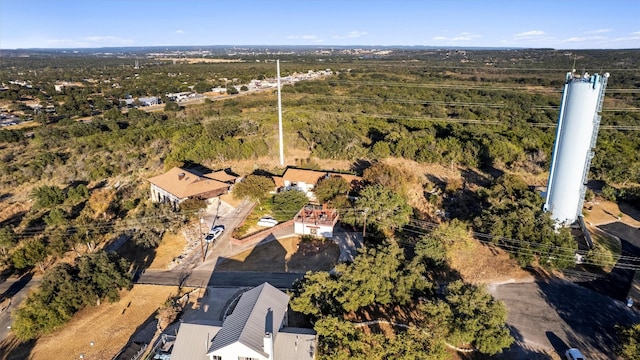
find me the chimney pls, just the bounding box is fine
[178,172,185,180]
[264,308,274,358]
[263,332,274,359]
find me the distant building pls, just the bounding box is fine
[147,167,236,208]
[170,282,316,360]
[138,96,159,106]
[272,167,362,201]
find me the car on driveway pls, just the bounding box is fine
[204,225,225,243]
[257,216,278,227]
[565,348,585,360]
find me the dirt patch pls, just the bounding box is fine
[148,231,187,270]
[216,237,339,273]
[6,285,179,360]
[449,240,534,285]
[583,198,640,227]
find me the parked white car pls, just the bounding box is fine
[204,225,225,243]
[257,217,278,227]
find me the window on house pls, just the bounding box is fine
[238,357,258,360]
[212,357,222,360]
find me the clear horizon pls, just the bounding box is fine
[1,0,639,50]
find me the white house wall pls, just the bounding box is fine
[294,222,334,238]
[209,342,268,360]
[283,181,316,200]
[150,183,182,208]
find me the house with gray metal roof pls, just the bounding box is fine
[170,282,316,360]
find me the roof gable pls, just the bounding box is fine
[208,282,290,357]
[171,322,221,360]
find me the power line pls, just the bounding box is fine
[284,109,640,131]
[289,94,640,112]
[402,219,640,270]
[319,80,640,94]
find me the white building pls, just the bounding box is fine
[170,282,316,360]
[293,204,339,238]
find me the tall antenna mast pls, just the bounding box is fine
[277,59,284,166]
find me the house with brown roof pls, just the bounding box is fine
[148,167,236,208]
[273,168,363,201]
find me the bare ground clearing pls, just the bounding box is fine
[2,285,179,360]
[215,236,340,273]
[583,198,640,227]
[148,231,187,270]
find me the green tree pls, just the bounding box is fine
[164,101,182,112]
[363,162,412,195]
[30,185,65,209]
[12,263,82,340]
[232,175,274,203]
[11,239,49,271]
[314,175,349,204]
[442,280,513,355]
[617,323,640,359]
[414,220,471,267]
[272,190,308,221]
[474,174,576,269]
[0,226,16,256]
[44,208,67,227]
[66,184,89,204]
[12,251,131,340]
[355,184,412,234]
[76,251,132,304]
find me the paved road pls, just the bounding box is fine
[137,270,303,289]
[490,279,639,360]
[0,273,41,341]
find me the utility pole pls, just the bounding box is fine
[277,59,284,166]
[362,208,369,238]
[199,216,205,262]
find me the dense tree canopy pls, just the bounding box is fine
[290,238,513,358]
[12,251,131,340]
[354,184,413,234]
[314,175,350,204]
[232,175,274,203]
[271,190,309,221]
[474,174,576,268]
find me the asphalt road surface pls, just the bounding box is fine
[490,279,639,360]
[0,274,41,341]
[137,270,303,289]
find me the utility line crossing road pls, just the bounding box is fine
[136,270,304,289]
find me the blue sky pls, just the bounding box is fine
[1,0,638,49]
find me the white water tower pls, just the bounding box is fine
[543,71,609,226]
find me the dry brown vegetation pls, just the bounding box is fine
[1,285,179,360]
[147,231,187,270]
